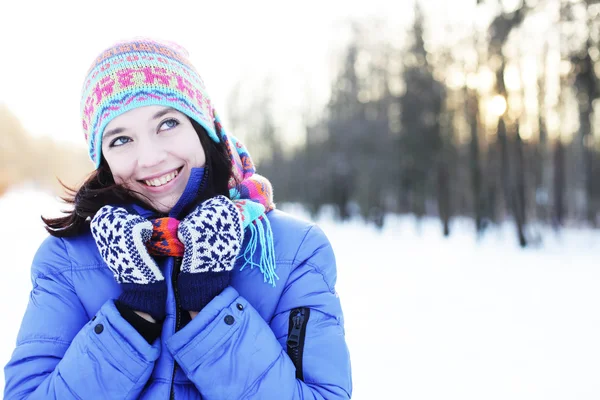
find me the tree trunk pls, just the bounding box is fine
[437,161,451,236]
[513,122,527,247]
[581,111,596,226]
[466,89,484,235]
[553,141,566,228]
[497,117,510,220]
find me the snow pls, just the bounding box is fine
[1,187,600,399]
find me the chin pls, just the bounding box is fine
[152,205,172,214]
[150,199,177,214]
[132,193,175,214]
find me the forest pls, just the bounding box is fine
[233,0,600,246]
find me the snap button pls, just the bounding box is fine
[224,315,235,325]
[94,324,104,334]
[236,303,244,311]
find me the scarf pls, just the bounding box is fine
[146,118,278,286]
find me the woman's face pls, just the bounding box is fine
[102,105,206,213]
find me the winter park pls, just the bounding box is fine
[2,0,600,399]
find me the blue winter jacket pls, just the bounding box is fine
[4,208,352,399]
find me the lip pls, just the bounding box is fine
[139,167,182,181]
[139,166,184,193]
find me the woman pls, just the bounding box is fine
[4,38,352,399]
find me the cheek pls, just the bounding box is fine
[112,174,128,185]
[183,136,206,166]
[104,156,135,185]
[193,148,207,167]
[114,169,137,185]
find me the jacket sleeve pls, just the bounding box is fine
[166,224,352,400]
[4,236,161,400]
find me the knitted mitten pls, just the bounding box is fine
[177,195,244,311]
[91,206,166,321]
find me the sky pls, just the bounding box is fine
[0,0,402,149]
[2,0,556,157]
[0,0,490,152]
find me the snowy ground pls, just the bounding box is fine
[1,187,600,399]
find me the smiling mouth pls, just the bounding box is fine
[140,167,183,187]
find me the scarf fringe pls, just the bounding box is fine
[238,214,279,287]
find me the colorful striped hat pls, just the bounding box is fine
[80,38,219,168]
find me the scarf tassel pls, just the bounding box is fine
[238,214,279,287]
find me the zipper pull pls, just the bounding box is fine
[286,309,305,348]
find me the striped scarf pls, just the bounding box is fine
[147,117,278,286]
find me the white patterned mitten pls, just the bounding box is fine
[91,206,166,320]
[177,195,244,311]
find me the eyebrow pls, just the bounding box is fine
[152,108,173,121]
[103,108,175,141]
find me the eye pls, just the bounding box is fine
[109,136,132,147]
[159,118,179,131]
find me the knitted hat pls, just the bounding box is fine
[80,38,220,168]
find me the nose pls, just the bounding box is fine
[136,137,167,168]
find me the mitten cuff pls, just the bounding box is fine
[118,281,167,321]
[178,271,230,312]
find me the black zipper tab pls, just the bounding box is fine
[286,307,310,381]
[287,313,303,348]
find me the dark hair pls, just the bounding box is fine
[42,119,235,237]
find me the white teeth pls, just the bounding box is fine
[144,170,178,187]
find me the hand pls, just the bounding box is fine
[177,195,244,311]
[91,206,167,321]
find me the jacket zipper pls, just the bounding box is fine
[169,256,183,400]
[286,307,310,381]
